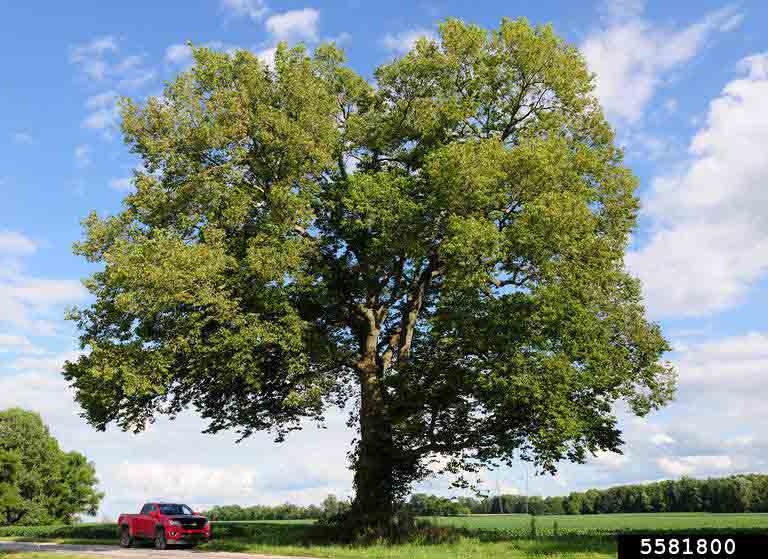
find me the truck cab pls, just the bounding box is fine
[118,502,211,549]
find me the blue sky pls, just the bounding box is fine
[2,0,768,519]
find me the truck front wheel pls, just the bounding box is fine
[154,529,167,550]
[119,527,133,548]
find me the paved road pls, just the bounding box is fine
[0,541,319,559]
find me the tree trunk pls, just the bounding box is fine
[351,321,395,531]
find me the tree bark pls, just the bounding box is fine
[351,317,395,529]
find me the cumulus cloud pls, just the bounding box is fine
[627,53,768,317]
[582,4,742,123]
[591,450,630,469]
[265,8,320,42]
[657,455,736,477]
[82,91,120,136]
[10,351,82,373]
[69,37,152,89]
[381,28,437,54]
[672,332,768,396]
[70,39,156,140]
[0,232,38,255]
[650,433,676,446]
[602,331,768,481]
[0,334,44,355]
[0,233,87,335]
[69,36,118,81]
[220,0,268,21]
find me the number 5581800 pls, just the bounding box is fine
[639,537,736,556]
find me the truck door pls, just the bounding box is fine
[139,503,155,538]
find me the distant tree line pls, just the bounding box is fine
[555,475,768,515]
[406,475,768,516]
[206,495,351,521]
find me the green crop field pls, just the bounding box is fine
[427,513,768,535]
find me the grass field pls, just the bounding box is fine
[2,514,767,559]
[427,512,768,535]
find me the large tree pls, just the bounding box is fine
[64,18,674,529]
[0,408,103,525]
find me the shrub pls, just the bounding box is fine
[0,523,118,539]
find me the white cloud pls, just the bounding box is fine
[111,462,260,501]
[8,279,87,307]
[85,91,118,109]
[109,177,132,192]
[627,53,768,316]
[166,43,193,65]
[0,334,44,355]
[82,91,119,135]
[74,144,92,168]
[591,450,630,469]
[221,0,268,21]
[0,232,37,255]
[0,235,87,335]
[82,110,115,131]
[582,5,742,123]
[672,332,768,392]
[381,28,437,54]
[650,433,676,446]
[71,39,155,139]
[10,351,82,373]
[657,455,735,477]
[117,69,156,90]
[265,8,320,42]
[70,36,118,81]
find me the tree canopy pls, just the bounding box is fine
[64,17,674,529]
[0,408,103,525]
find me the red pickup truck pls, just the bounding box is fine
[118,502,211,549]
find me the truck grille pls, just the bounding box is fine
[179,518,205,529]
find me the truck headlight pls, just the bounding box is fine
[168,520,182,526]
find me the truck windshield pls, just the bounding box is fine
[158,504,193,515]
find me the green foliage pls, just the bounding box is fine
[64,17,674,522]
[207,502,324,521]
[406,494,474,517]
[0,408,103,526]
[562,475,768,515]
[0,522,117,539]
